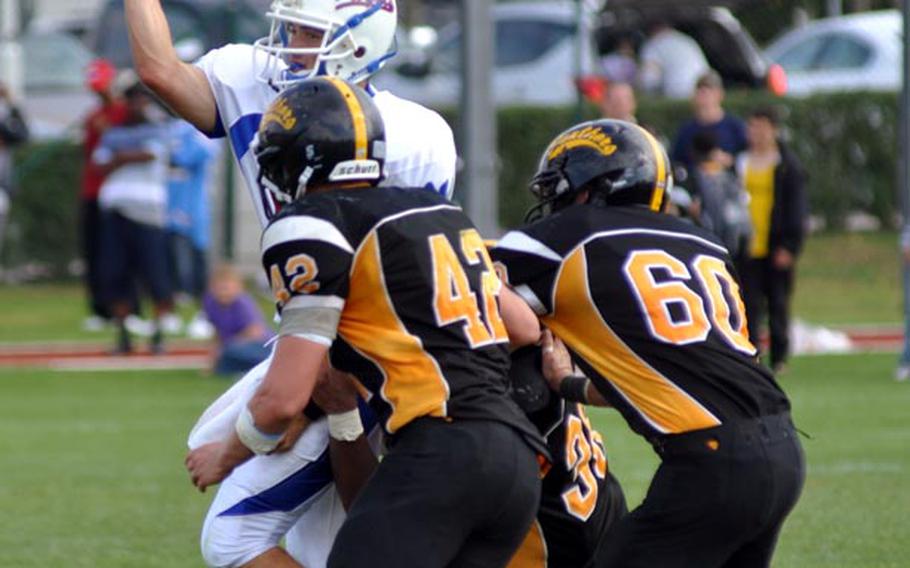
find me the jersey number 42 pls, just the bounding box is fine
[430,229,509,348]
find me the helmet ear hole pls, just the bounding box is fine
[354,46,367,58]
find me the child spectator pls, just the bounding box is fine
[202,264,274,376]
[689,130,752,258]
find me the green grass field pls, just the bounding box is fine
[793,231,903,326]
[0,231,903,344]
[0,353,907,567]
[0,231,906,566]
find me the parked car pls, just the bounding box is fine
[595,3,773,92]
[91,0,270,69]
[372,1,600,108]
[763,10,900,96]
[2,30,97,139]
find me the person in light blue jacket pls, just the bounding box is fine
[166,119,220,309]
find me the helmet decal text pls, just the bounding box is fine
[547,126,617,161]
[262,97,297,131]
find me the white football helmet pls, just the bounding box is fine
[253,0,398,89]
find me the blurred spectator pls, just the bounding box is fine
[688,130,752,258]
[202,263,273,376]
[80,59,129,331]
[94,82,174,354]
[597,83,671,151]
[599,82,637,123]
[665,186,697,222]
[671,71,747,177]
[638,21,709,99]
[735,107,808,374]
[897,225,910,382]
[166,119,220,325]
[0,82,29,261]
[600,35,638,84]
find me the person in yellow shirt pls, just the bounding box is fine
[736,107,808,374]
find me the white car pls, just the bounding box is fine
[372,1,598,108]
[764,10,900,96]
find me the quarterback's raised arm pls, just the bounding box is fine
[125,0,217,132]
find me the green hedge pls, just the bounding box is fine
[448,90,899,231]
[1,91,899,275]
[642,91,899,231]
[2,140,82,277]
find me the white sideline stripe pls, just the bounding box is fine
[261,215,353,253]
[496,231,562,262]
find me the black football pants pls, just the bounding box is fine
[327,418,542,568]
[595,413,805,568]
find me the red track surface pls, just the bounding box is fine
[0,328,903,371]
[0,340,210,370]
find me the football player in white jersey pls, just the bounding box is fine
[125,1,456,567]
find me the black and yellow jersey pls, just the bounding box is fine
[491,204,790,442]
[507,346,625,567]
[534,399,625,567]
[260,186,545,452]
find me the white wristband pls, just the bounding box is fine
[327,409,364,442]
[235,406,283,455]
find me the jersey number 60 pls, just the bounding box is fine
[623,250,756,355]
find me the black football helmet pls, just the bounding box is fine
[525,119,672,222]
[255,76,385,202]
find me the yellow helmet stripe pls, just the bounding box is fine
[638,125,668,211]
[325,77,368,160]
